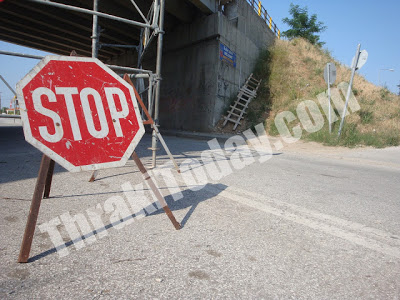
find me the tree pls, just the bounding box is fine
[282,3,327,47]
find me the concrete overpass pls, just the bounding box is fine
[0,0,278,131]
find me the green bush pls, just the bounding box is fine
[380,87,390,100]
[358,109,374,124]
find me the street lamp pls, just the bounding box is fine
[378,68,395,86]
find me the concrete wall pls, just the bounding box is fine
[160,14,220,131]
[214,0,275,130]
[159,0,276,131]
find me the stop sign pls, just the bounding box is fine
[16,56,144,172]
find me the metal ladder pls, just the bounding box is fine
[222,73,261,130]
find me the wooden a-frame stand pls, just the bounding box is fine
[18,151,181,263]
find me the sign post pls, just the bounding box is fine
[338,45,368,137]
[16,56,181,263]
[324,62,336,133]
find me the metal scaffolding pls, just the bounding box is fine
[1,0,168,168]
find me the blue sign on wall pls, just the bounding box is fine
[219,43,236,68]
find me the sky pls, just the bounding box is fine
[0,0,399,108]
[0,43,50,109]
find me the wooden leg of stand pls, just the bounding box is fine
[43,159,55,198]
[18,154,52,263]
[131,152,181,230]
[89,170,99,182]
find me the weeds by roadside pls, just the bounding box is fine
[244,38,400,148]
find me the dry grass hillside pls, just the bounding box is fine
[230,38,400,147]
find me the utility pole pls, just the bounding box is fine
[397,82,400,96]
[378,68,395,87]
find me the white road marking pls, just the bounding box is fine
[229,186,400,244]
[155,156,400,259]
[212,185,400,259]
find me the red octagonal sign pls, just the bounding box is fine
[16,56,145,172]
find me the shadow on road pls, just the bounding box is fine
[1,125,281,186]
[0,126,67,184]
[27,183,226,262]
[0,126,161,184]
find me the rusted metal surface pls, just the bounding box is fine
[18,154,52,263]
[43,159,55,199]
[131,151,181,230]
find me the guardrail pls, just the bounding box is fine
[0,114,21,119]
[246,0,280,38]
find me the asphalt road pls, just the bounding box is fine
[1,119,399,299]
